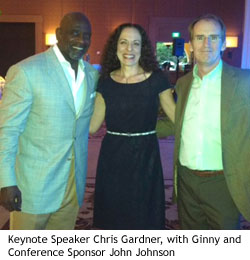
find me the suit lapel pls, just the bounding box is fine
[45,47,76,113]
[178,72,193,129]
[221,63,238,134]
[76,70,87,119]
[173,72,193,197]
[174,72,193,167]
[77,62,94,118]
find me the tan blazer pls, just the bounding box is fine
[173,62,250,221]
[0,47,99,214]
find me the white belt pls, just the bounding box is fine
[107,130,156,137]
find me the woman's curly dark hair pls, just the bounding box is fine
[100,23,159,78]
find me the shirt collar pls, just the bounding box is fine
[53,44,85,70]
[193,60,223,80]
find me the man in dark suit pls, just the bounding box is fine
[158,14,250,229]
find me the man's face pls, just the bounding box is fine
[56,17,91,65]
[190,19,226,69]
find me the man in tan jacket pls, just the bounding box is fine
[158,14,250,229]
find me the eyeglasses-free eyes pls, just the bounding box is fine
[193,34,221,42]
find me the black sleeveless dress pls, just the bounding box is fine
[93,70,171,229]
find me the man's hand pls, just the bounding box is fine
[0,186,22,211]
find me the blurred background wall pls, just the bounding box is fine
[0,0,245,75]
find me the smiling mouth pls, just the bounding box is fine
[72,46,84,50]
[123,54,135,59]
[201,49,212,52]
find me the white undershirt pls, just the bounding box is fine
[53,44,85,115]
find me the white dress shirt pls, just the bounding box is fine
[179,61,223,170]
[53,44,85,115]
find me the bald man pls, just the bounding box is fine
[0,12,99,229]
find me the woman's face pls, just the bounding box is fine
[116,27,142,68]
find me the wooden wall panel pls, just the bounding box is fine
[0,0,42,15]
[41,0,62,33]
[0,0,245,66]
[85,0,134,63]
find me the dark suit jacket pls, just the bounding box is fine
[173,62,250,221]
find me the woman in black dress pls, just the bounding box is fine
[90,23,175,229]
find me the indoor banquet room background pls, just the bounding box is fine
[1,0,250,230]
